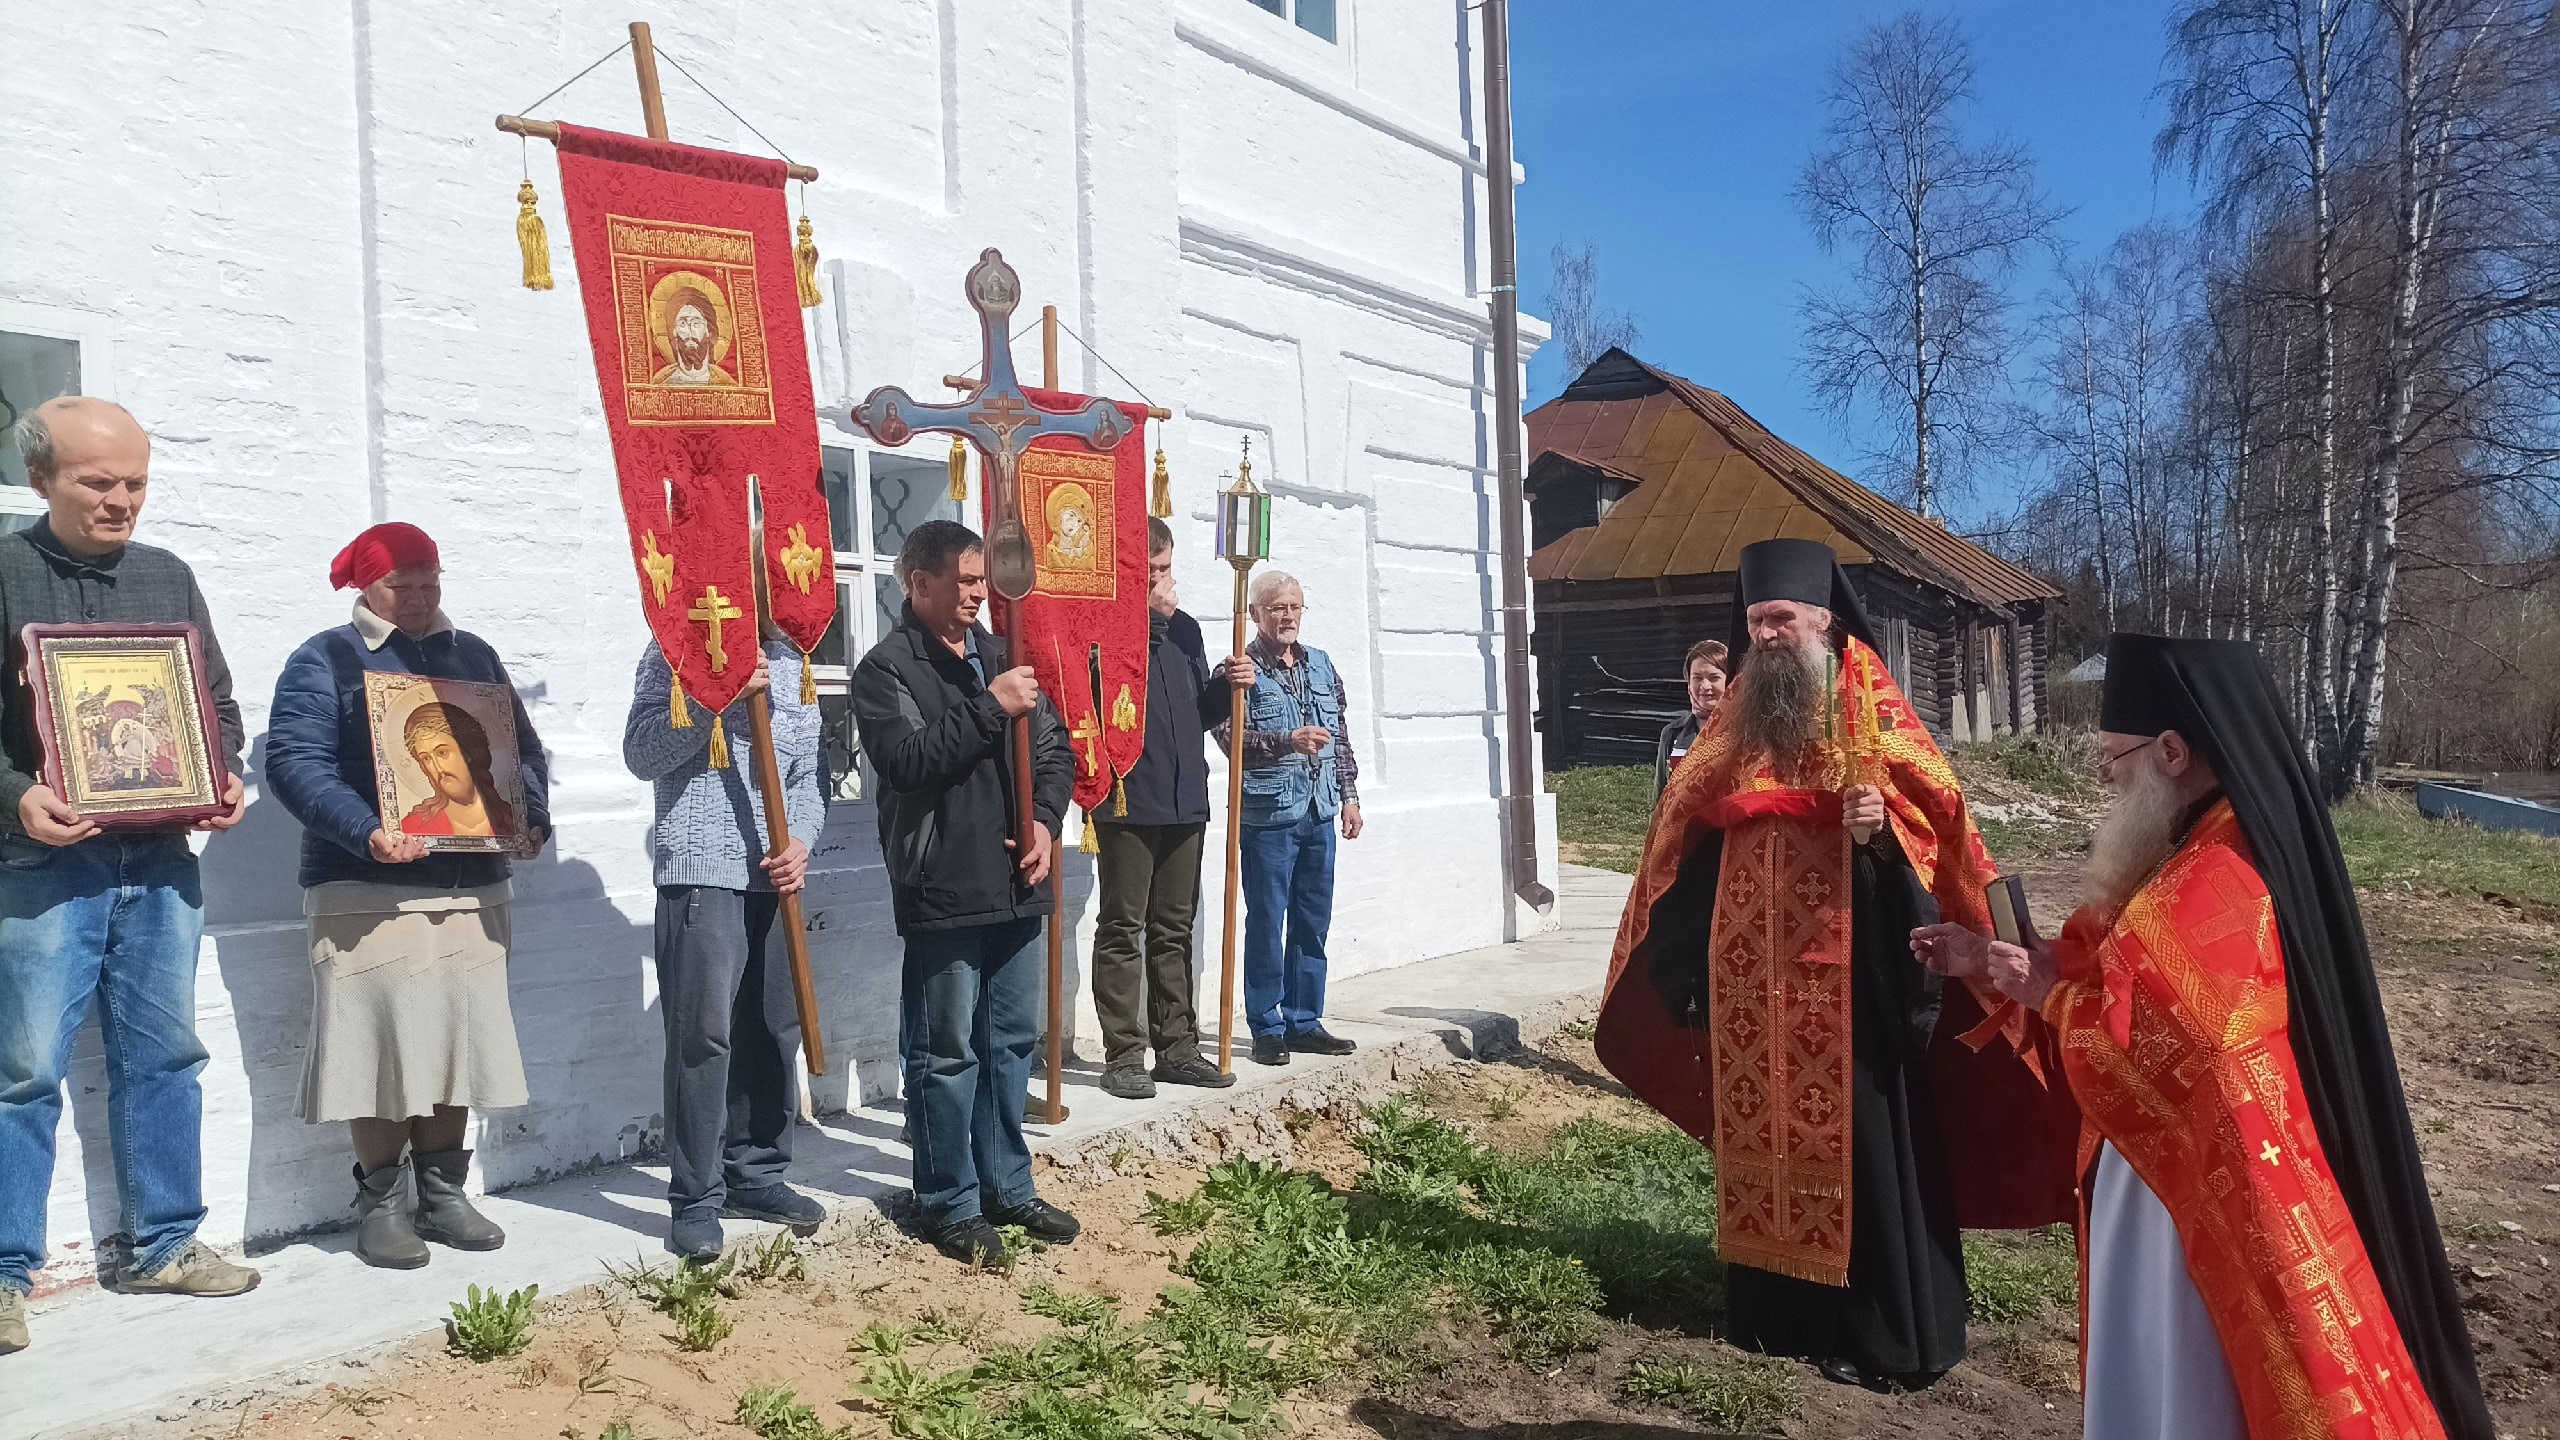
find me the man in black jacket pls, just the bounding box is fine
[851,521,1076,1267]
[1089,520,1256,1099]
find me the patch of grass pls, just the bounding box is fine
[1620,1354,1800,1435]
[1548,766,1655,874]
[673,1295,733,1352]
[1950,733,2101,801]
[736,1384,853,1440]
[1142,1191,1215,1237]
[446,1283,538,1362]
[1963,1225,2078,1324]
[734,1230,808,1284]
[2334,788,2560,910]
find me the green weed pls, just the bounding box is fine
[446,1283,538,1362]
[1620,1354,1800,1434]
[734,1230,808,1284]
[673,1294,733,1352]
[1964,1226,2078,1324]
[1142,1190,1215,1237]
[736,1384,852,1440]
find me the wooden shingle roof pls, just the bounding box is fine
[1525,350,2059,607]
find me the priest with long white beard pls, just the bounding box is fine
[1914,634,2491,1440]
[1598,538,2078,1391]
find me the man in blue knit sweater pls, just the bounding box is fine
[623,620,828,1263]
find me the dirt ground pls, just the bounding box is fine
[142,794,2560,1440]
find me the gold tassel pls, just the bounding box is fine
[948,435,969,502]
[708,714,731,770]
[669,671,692,730]
[516,180,555,291]
[1150,444,1173,519]
[799,646,818,706]
[1114,774,1129,817]
[1079,814,1100,854]
[793,213,823,308]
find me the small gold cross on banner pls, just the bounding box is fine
[688,584,745,672]
[2260,1139,2283,1166]
[1068,711,1104,775]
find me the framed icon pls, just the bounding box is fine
[22,622,230,829]
[363,672,534,856]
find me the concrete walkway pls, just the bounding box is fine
[5,866,1630,1440]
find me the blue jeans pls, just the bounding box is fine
[899,917,1042,1232]
[1240,810,1336,1039]
[0,833,208,1294]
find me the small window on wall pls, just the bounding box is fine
[0,331,80,529]
[812,441,971,803]
[1243,0,1336,43]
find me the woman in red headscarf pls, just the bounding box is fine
[263,523,551,1269]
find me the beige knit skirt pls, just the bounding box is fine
[297,904,529,1123]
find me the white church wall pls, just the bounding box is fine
[1,0,1550,1288]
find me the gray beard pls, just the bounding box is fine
[1732,637,1829,782]
[2085,759,2190,912]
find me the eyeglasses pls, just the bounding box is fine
[1259,603,1305,616]
[2097,736,2158,780]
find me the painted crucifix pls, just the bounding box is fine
[832,249,1127,599]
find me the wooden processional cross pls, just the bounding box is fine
[828,249,1128,1124]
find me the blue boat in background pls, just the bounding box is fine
[2415,783,2560,840]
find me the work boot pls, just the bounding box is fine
[1100,1062,1156,1099]
[1152,1054,1237,1089]
[669,1210,727,1263]
[412,1150,506,1251]
[1250,1035,1290,1066]
[934,1217,1008,1268]
[113,1239,261,1296]
[988,1196,1080,1246]
[352,1160,430,1269]
[0,1287,26,1356]
[1286,1027,1358,1056]
[724,1184,826,1233]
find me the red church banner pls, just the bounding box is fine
[1004,389,1151,815]
[549,124,836,729]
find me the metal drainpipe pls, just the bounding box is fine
[1481,0,1552,913]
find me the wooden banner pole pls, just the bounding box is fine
[1038,304,1069,1126]
[622,22,826,1074]
[1218,566,1249,1074]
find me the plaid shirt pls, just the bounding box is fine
[1213,635,1359,810]
[0,521,242,832]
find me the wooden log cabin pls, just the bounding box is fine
[1528,349,2061,768]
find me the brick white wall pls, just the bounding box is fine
[0,0,1552,1284]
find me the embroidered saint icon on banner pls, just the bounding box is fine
[607,215,777,427]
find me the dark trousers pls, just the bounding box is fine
[900,917,1043,1232]
[1090,822,1206,1067]
[653,886,798,1216]
[1240,809,1336,1038]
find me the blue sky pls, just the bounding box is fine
[1511,0,2198,520]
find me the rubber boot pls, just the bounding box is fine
[412,1150,506,1251]
[353,1160,429,1269]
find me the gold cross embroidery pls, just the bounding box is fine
[688,584,745,673]
[1069,711,1104,775]
[642,530,677,607]
[2261,1139,2283,1166]
[777,522,824,595]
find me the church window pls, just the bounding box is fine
[814,443,967,801]
[1243,0,1337,43]
[0,327,84,528]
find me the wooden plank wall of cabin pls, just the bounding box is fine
[1984,624,2012,734]
[1536,582,1736,767]
[2020,604,2049,733]
[1852,567,1956,738]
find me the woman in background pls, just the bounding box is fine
[1654,639,1728,796]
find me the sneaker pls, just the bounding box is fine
[1285,1027,1358,1056]
[0,1287,25,1356]
[669,1210,727,1263]
[988,1196,1080,1246]
[723,1184,826,1233]
[1100,1062,1156,1100]
[1250,1035,1291,1067]
[112,1239,260,1298]
[934,1217,1008,1268]
[1152,1054,1238,1089]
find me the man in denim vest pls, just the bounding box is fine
[1217,571,1362,1067]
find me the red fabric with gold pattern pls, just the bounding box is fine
[550,123,833,713]
[989,389,1150,816]
[1597,636,2080,1271]
[2044,801,2447,1440]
